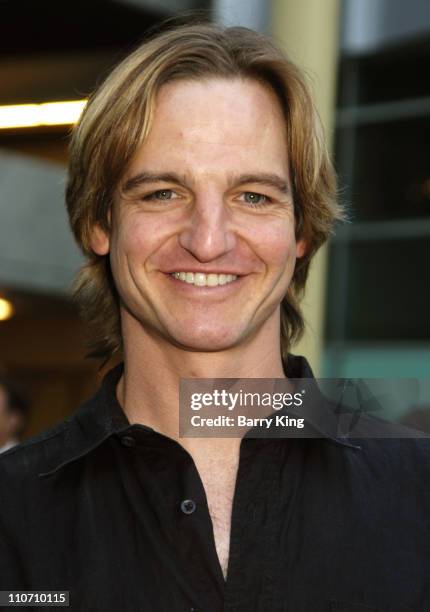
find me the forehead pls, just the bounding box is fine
[126,77,289,180]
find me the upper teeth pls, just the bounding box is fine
[171,272,238,287]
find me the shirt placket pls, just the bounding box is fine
[223,438,281,612]
[120,426,225,611]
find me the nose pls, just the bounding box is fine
[178,195,236,263]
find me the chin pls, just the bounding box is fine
[166,324,244,353]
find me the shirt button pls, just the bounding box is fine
[180,499,196,514]
[120,435,136,447]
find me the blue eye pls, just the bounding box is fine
[243,192,268,206]
[143,189,175,201]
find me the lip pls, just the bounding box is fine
[162,269,246,276]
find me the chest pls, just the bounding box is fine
[196,459,239,580]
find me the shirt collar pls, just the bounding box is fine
[266,355,362,450]
[38,353,360,479]
[38,363,131,478]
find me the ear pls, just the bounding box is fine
[296,238,307,258]
[89,223,110,256]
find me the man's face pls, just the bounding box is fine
[91,77,306,352]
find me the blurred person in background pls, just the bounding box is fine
[1,19,430,612]
[0,375,29,453]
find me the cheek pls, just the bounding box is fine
[112,215,165,262]
[248,219,297,268]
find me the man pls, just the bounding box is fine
[0,375,28,454]
[0,22,429,612]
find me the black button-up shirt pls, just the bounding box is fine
[0,355,429,611]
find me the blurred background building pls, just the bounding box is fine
[1,0,429,439]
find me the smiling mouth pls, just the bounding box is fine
[170,272,238,287]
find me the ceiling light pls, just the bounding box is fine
[0,100,87,129]
[0,298,14,321]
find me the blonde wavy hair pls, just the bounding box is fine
[66,20,343,362]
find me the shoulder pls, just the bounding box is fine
[356,432,430,470]
[0,416,76,537]
[312,400,430,494]
[0,416,71,482]
[343,415,430,495]
[0,389,101,483]
[0,364,124,484]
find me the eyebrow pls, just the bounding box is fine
[122,172,185,194]
[122,171,291,197]
[234,173,290,196]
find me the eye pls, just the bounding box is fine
[142,189,177,201]
[241,191,269,207]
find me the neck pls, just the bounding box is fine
[117,311,286,449]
